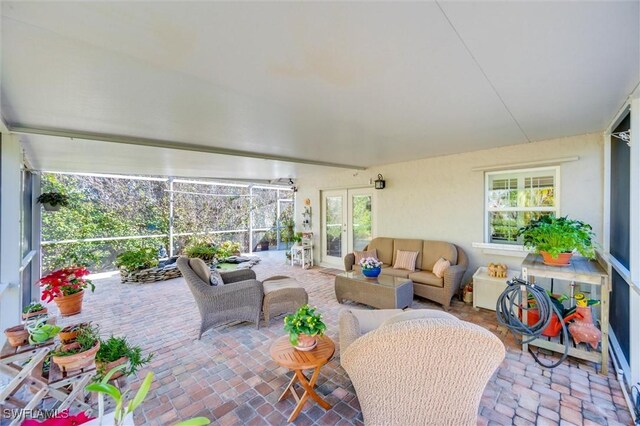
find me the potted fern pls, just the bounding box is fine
[517,215,596,266]
[96,335,153,381]
[37,191,69,211]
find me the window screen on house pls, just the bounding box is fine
[486,168,558,244]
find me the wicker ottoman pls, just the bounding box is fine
[263,276,308,326]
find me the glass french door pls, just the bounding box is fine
[321,189,375,267]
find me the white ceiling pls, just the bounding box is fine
[1,1,639,179]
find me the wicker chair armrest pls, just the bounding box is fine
[444,264,467,296]
[338,309,362,355]
[344,253,356,271]
[220,268,257,284]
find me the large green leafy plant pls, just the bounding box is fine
[517,215,596,259]
[184,239,218,261]
[283,304,327,346]
[115,248,159,272]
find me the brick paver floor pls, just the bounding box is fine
[46,252,632,425]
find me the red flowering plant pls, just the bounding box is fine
[39,266,95,302]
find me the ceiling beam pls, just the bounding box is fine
[9,124,367,170]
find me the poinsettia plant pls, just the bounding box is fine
[39,266,95,302]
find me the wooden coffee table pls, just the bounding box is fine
[270,335,335,422]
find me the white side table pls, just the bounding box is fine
[472,266,514,311]
[291,244,313,269]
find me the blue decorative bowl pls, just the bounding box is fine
[362,267,381,278]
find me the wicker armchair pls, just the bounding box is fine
[341,316,505,426]
[177,257,263,338]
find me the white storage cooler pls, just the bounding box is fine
[472,267,515,311]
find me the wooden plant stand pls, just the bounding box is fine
[270,335,335,422]
[520,253,610,374]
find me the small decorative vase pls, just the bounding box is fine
[54,290,84,316]
[362,267,381,278]
[540,251,573,266]
[294,334,317,351]
[4,325,29,347]
[568,306,601,349]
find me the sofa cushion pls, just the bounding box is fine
[409,271,444,288]
[392,239,424,270]
[209,269,224,286]
[367,238,394,265]
[189,258,211,283]
[380,309,458,328]
[422,241,458,271]
[432,257,451,278]
[393,250,419,272]
[349,308,403,334]
[354,249,378,265]
[381,267,411,279]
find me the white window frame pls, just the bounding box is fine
[483,165,561,247]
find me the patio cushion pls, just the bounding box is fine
[392,239,423,270]
[367,238,394,265]
[392,250,419,272]
[189,258,211,283]
[349,308,403,334]
[422,240,457,271]
[432,257,450,278]
[380,309,458,328]
[209,269,224,286]
[408,271,444,288]
[354,249,378,264]
[381,267,411,279]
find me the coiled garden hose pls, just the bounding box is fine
[496,278,569,368]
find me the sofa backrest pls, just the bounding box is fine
[422,240,458,271]
[366,238,458,271]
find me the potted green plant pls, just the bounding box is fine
[37,191,69,211]
[283,304,327,351]
[39,266,95,316]
[219,240,242,257]
[27,319,61,345]
[291,232,303,246]
[59,322,89,343]
[51,323,100,373]
[517,215,596,266]
[95,335,153,381]
[22,302,48,320]
[86,368,210,426]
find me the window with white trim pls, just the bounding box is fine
[485,167,559,245]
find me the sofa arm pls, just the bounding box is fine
[344,253,356,271]
[220,268,257,284]
[444,264,466,298]
[338,309,361,355]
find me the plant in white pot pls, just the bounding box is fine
[37,191,69,211]
[517,215,596,266]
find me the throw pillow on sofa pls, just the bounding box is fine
[393,250,419,271]
[433,257,451,278]
[210,269,224,286]
[355,249,378,264]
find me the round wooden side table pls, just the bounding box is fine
[269,335,335,422]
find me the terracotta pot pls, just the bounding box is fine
[22,308,48,320]
[54,290,84,316]
[52,341,100,373]
[97,356,129,380]
[540,251,573,266]
[58,323,88,343]
[294,334,317,352]
[4,325,29,347]
[569,306,601,349]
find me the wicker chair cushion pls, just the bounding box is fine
[189,258,211,283]
[209,269,224,286]
[349,309,403,334]
[379,309,458,329]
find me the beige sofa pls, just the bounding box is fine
[344,237,468,309]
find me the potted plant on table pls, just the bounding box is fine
[27,319,61,345]
[359,257,383,278]
[39,266,95,316]
[22,302,48,320]
[4,324,29,347]
[37,191,69,212]
[517,215,596,266]
[51,323,100,373]
[284,304,327,351]
[95,335,153,381]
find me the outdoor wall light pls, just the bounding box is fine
[374,174,386,190]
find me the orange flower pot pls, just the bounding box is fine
[4,325,29,347]
[540,251,573,266]
[54,290,84,316]
[97,356,129,380]
[22,308,48,320]
[52,341,100,373]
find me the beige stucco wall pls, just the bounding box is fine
[295,132,603,280]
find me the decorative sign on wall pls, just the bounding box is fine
[302,198,312,230]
